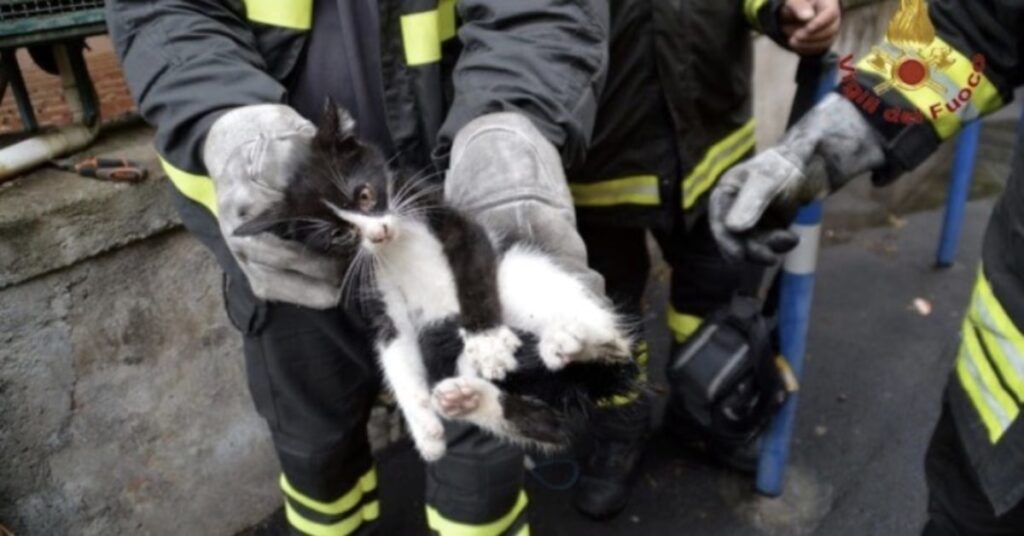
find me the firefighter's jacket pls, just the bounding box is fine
[844,0,1024,515]
[568,0,789,228]
[106,0,609,218]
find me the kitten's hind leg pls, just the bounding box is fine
[499,246,632,370]
[378,337,447,462]
[432,377,569,448]
[432,376,499,422]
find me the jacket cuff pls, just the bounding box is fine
[747,0,789,47]
[835,78,941,186]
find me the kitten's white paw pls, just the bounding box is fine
[417,436,447,462]
[539,321,631,370]
[432,377,483,418]
[410,413,446,462]
[538,326,582,370]
[460,326,521,380]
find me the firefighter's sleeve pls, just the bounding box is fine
[106,0,288,177]
[840,0,1024,184]
[743,0,790,47]
[436,0,610,168]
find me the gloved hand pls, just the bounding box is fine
[709,94,886,264]
[204,104,344,309]
[445,112,605,295]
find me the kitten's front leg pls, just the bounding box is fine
[428,208,521,380]
[378,336,447,462]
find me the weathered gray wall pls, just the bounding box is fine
[0,126,280,535]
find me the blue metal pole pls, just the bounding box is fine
[755,56,837,498]
[935,120,982,268]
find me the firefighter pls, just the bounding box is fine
[709,0,1024,532]
[106,1,608,534]
[567,0,841,519]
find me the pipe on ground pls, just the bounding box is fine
[0,124,98,181]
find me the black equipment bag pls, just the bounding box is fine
[666,295,789,448]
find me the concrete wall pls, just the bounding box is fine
[0,125,280,535]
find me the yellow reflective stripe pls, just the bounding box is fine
[401,1,458,66]
[969,270,1024,400]
[857,36,1003,140]
[743,0,769,30]
[570,175,660,207]
[426,490,528,536]
[636,339,649,375]
[962,320,1019,423]
[682,120,756,209]
[243,0,312,30]
[363,500,380,520]
[972,268,1024,341]
[667,307,703,343]
[439,0,457,41]
[402,10,441,66]
[284,500,380,536]
[601,391,639,407]
[515,526,530,536]
[159,156,218,217]
[974,326,1024,402]
[598,340,647,407]
[956,345,1004,443]
[280,470,377,516]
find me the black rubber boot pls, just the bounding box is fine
[573,396,651,520]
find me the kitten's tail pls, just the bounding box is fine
[496,360,644,450]
[498,394,573,450]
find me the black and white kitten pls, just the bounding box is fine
[236,102,637,461]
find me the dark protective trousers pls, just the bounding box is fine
[176,191,528,536]
[924,399,1024,535]
[578,215,766,454]
[579,216,756,344]
[577,216,753,433]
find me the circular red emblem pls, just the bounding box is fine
[895,58,928,86]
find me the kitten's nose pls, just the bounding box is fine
[367,223,391,244]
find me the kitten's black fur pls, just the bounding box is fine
[236,100,639,449]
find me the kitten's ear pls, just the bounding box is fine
[233,207,290,238]
[315,97,357,147]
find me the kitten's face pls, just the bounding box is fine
[235,101,434,258]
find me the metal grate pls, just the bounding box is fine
[0,0,105,22]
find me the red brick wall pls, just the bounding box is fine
[0,36,136,134]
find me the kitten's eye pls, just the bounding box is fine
[357,185,376,212]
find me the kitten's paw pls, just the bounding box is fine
[460,326,521,380]
[539,321,631,370]
[538,326,582,370]
[411,415,446,462]
[432,377,483,418]
[416,436,447,463]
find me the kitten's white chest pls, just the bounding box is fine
[376,220,459,326]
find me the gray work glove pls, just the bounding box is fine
[445,113,605,295]
[709,94,887,264]
[204,104,344,309]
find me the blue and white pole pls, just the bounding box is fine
[935,120,982,268]
[756,54,838,497]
